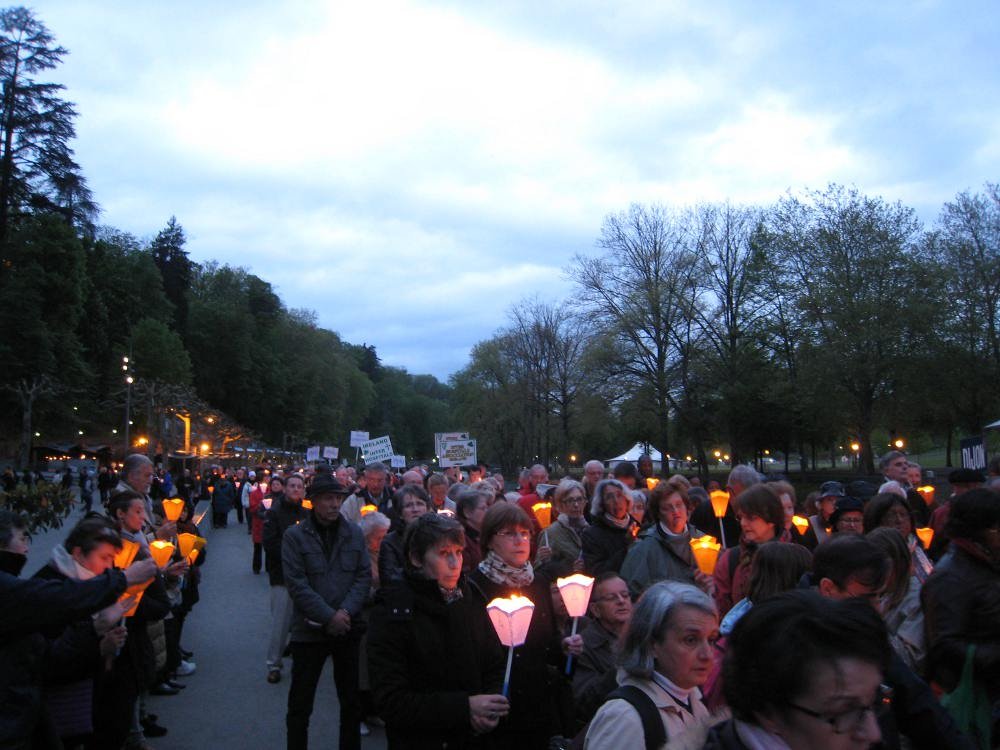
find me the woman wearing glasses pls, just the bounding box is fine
[703,590,891,749]
[534,479,589,578]
[468,503,584,749]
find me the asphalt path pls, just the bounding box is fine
[25,493,388,750]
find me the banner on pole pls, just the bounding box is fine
[322,446,339,460]
[440,439,477,468]
[305,446,321,462]
[390,454,406,469]
[350,431,370,448]
[360,435,394,464]
[960,435,987,470]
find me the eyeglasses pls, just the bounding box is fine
[788,684,892,734]
[496,530,532,542]
[563,495,586,505]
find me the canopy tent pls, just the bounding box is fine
[606,442,674,471]
[985,419,1000,431]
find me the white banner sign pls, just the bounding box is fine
[390,454,406,468]
[322,446,339,460]
[360,435,394,463]
[435,431,469,458]
[305,445,321,462]
[349,430,370,448]
[440,439,477,468]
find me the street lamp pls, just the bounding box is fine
[894,438,905,449]
[123,355,133,455]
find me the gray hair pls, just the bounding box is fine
[123,453,152,478]
[879,450,907,471]
[554,478,585,506]
[618,581,717,679]
[584,459,604,473]
[727,464,761,492]
[364,461,388,476]
[878,480,907,499]
[359,511,391,537]
[591,478,627,518]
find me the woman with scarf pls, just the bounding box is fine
[581,479,640,576]
[712,484,786,617]
[864,492,934,583]
[468,504,583,749]
[619,478,710,598]
[34,517,131,749]
[368,513,509,749]
[534,479,588,578]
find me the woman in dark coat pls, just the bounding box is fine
[377,484,431,589]
[581,479,639,575]
[368,514,508,750]
[467,503,583,750]
[211,474,237,528]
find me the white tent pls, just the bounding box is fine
[606,442,671,470]
[985,419,1000,431]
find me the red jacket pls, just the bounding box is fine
[248,485,265,543]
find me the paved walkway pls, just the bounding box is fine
[26,499,387,749]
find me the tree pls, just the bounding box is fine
[764,185,931,472]
[150,216,192,333]
[569,203,700,456]
[0,7,94,241]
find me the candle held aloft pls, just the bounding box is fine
[149,540,175,568]
[532,502,553,529]
[710,490,730,518]
[916,486,935,506]
[114,538,140,569]
[915,527,934,548]
[556,574,595,618]
[162,497,184,522]
[690,535,721,575]
[791,515,809,534]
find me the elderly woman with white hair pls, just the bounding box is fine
[534,478,589,577]
[584,581,720,749]
[581,479,641,575]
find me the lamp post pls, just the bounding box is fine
[122,355,133,456]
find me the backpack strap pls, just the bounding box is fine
[607,685,667,750]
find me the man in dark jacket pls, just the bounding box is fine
[0,510,156,749]
[283,474,371,750]
[262,473,308,683]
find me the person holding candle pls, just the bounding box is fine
[864,493,934,583]
[581,479,640,576]
[806,480,843,545]
[584,581,720,749]
[712,484,785,617]
[768,480,818,549]
[468,503,584,749]
[619,478,711,598]
[368,513,509,749]
[247,474,267,574]
[534,479,589,578]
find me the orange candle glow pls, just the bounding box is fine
[360,504,378,517]
[690,535,721,575]
[710,490,730,518]
[646,477,659,490]
[162,498,184,522]
[532,502,553,529]
[916,486,935,506]
[792,515,810,534]
[149,540,175,568]
[915,527,934,548]
[114,538,140,569]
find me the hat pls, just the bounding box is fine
[306,474,350,499]
[829,496,864,528]
[248,470,256,479]
[948,468,985,485]
[819,481,845,498]
[846,480,878,503]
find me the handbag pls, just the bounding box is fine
[940,644,992,750]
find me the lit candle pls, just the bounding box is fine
[532,502,553,529]
[149,540,175,568]
[915,527,934,549]
[916,486,935,506]
[709,491,730,547]
[690,535,721,575]
[487,595,535,697]
[557,574,595,675]
[162,497,184,522]
[114,538,140,569]
[360,504,378,517]
[791,515,810,534]
[646,477,659,490]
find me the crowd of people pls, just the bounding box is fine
[3,449,1000,749]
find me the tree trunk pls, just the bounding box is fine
[18,388,33,468]
[945,429,953,467]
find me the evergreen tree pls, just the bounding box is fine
[150,216,191,333]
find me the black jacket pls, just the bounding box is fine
[922,542,1000,703]
[368,573,505,750]
[262,494,308,586]
[580,516,637,576]
[378,531,406,590]
[467,568,567,739]
[0,551,126,749]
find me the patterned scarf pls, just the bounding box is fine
[478,549,535,587]
[439,585,464,604]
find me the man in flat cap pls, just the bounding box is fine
[283,474,371,750]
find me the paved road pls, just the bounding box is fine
[26,499,387,749]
